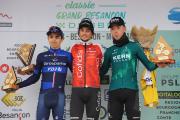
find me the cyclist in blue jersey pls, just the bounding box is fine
[16,26,72,120]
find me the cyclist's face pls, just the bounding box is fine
[48,33,63,49]
[110,25,126,40]
[79,27,93,42]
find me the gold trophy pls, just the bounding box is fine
[2,66,18,92]
[131,26,158,49]
[16,43,36,75]
[152,36,175,64]
[131,26,159,107]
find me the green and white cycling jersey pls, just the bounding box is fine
[100,42,157,91]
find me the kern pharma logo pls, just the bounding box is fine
[1,93,25,107]
[168,7,180,24]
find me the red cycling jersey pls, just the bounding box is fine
[71,42,103,88]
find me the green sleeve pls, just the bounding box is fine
[135,43,158,71]
[100,48,111,81]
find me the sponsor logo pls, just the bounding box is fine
[1,93,25,107]
[0,12,13,27]
[47,67,63,72]
[96,91,101,111]
[161,75,180,87]
[113,54,131,62]
[75,50,83,78]
[161,79,180,87]
[168,7,180,24]
[0,12,12,19]
[0,64,9,73]
[6,44,20,60]
[158,91,180,99]
[0,112,30,119]
[44,62,66,66]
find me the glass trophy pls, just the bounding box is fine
[2,66,18,92]
[153,36,175,64]
[16,43,36,75]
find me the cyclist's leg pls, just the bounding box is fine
[52,92,65,120]
[125,90,140,120]
[108,90,125,120]
[70,88,84,120]
[36,93,50,120]
[86,89,101,120]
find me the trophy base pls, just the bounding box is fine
[17,64,35,75]
[152,59,175,64]
[2,84,17,92]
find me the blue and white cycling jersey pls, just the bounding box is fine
[17,48,72,93]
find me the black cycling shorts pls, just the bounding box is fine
[108,88,140,120]
[70,88,101,120]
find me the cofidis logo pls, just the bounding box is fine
[168,7,180,24]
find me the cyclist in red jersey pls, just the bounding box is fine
[70,18,103,120]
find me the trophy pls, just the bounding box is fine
[152,36,175,64]
[131,26,159,107]
[131,26,158,49]
[16,43,36,75]
[2,66,18,92]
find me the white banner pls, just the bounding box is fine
[0,0,180,120]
